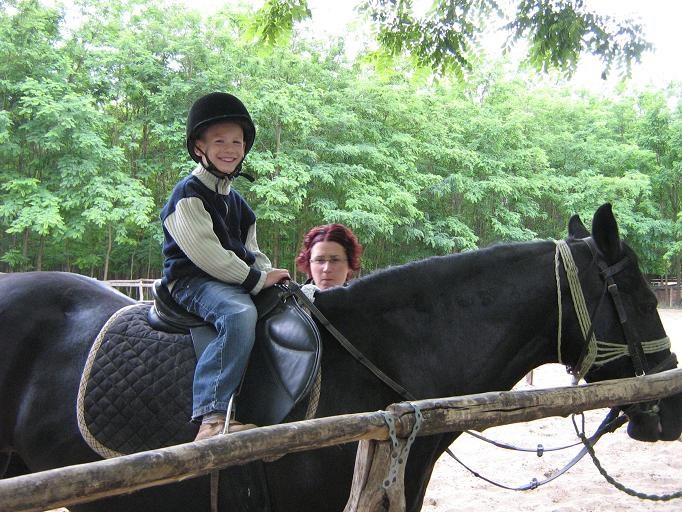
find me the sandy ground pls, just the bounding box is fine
[422,308,682,512]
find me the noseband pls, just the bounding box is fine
[554,238,676,390]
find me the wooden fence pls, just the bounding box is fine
[105,279,157,302]
[1,368,681,512]
[653,283,681,308]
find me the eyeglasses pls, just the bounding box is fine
[310,256,347,266]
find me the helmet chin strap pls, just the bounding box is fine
[197,151,255,182]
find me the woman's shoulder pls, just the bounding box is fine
[300,282,320,302]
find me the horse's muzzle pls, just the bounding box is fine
[626,395,682,442]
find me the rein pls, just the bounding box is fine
[285,281,417,401]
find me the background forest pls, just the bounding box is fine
[1,0,680,286]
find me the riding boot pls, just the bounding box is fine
[194,415,257,441]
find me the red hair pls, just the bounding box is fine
[296,224,363,278]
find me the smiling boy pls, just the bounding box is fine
[160,92,289,440]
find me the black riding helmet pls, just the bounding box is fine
[186,92,256,180]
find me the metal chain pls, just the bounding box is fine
[380,403,423,489]
[572,415,682,501]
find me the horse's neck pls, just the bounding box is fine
[321,241,560,400]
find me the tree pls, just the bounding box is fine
[0,0,115,270]
[635,88,682,293]
[81,172,154,280]
[0,0,678,288]
[251,0,652,78]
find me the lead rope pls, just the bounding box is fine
[572,416,682,501]
[446,410,626,491]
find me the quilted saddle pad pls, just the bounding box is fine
[77,304,197,458]
[77,296,321,459]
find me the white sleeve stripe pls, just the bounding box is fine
[245,223,272,271]
[164,197,252,284]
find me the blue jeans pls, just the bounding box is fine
[171,275,258,422]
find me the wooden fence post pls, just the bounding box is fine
[344,439,407,512]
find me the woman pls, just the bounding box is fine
[295,224,362,294]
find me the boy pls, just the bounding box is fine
[160,92,290,441]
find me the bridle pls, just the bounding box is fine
[554,237,677,417]
[555,237,676,381]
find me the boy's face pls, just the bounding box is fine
[194,122,245,176]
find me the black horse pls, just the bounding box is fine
[1,204,680,511]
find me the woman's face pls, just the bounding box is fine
[309,241,351,290]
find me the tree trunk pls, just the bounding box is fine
[272,232,280,268]
[103,225,113,281]
[675,255,681,307]
[670,181,680,307]
[147,243,152,279]
[275,122,282,165]
[22,228,29,271]
[36,235,45,271]
[293,222,307,283]
[65,240,71,272]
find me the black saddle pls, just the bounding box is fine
[148,280,321,427]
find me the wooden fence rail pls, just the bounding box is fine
[1,368,681,512]
[105,279,157,302]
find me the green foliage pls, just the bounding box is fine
[0,0,679,286]
[256,0,651,78]
[507,0,652,78]
[248,0,311,46]
[359,0,499,78]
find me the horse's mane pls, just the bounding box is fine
[319,238,555,312]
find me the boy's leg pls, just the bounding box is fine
[171,276,258,422]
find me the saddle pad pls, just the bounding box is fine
[77,304,197,458]
[77,299,321,459]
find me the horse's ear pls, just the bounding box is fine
[568,214,590,239]
[592,203,622,261]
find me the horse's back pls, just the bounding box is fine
[0,272,133,368]
[0,272,134,472]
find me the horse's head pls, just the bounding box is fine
[561,203,681,442]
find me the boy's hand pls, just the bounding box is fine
[264,268,290,288]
